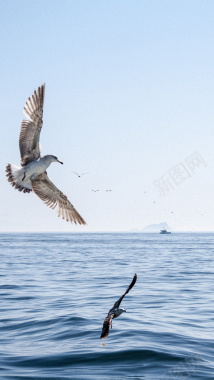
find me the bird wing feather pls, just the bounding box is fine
[112,273,137,309]
[100,314,113,339]
[19,84,45,166]
[31,172,86,225]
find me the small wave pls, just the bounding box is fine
[2,348,185,368]
[0,284,21,290]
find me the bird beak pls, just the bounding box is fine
[57,159,63,164]
[124,310,126,312]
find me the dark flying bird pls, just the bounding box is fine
[6,84,86,225]
[73,172,89,178]
[100,273,137,339]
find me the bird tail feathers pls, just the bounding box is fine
[5,163,32,193]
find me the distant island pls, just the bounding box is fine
[142,222,172,232]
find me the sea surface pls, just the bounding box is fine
[0,232,213,379]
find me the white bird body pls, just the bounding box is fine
[8,155,62,191]
[24,158,48,179]
[24,155,57,178]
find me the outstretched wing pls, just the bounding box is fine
[100,314,113,339]
[113,274,137,309]
[19,84,45,166]
[31,172,86,225]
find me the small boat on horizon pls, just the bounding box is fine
[160,229,171,234]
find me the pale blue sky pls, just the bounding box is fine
[1,0,214,232]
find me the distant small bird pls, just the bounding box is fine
[5,84,86,225]
[100,274,137,339]
[92,190,99,192]
[73,172,88,178]
[106,190,112,192]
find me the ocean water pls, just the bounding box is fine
[0,232,213,380]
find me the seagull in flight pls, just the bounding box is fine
[73,172,89,178]
[6,84,86,225]
[100,273,137,339]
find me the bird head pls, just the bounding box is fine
[117,308,126,317]
[50,155,63,164]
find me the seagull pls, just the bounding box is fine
[92,190,99,192]
[73,172,88,178]
[5,84,86,225]
[106,190,112,192]
[100,273,137,339]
